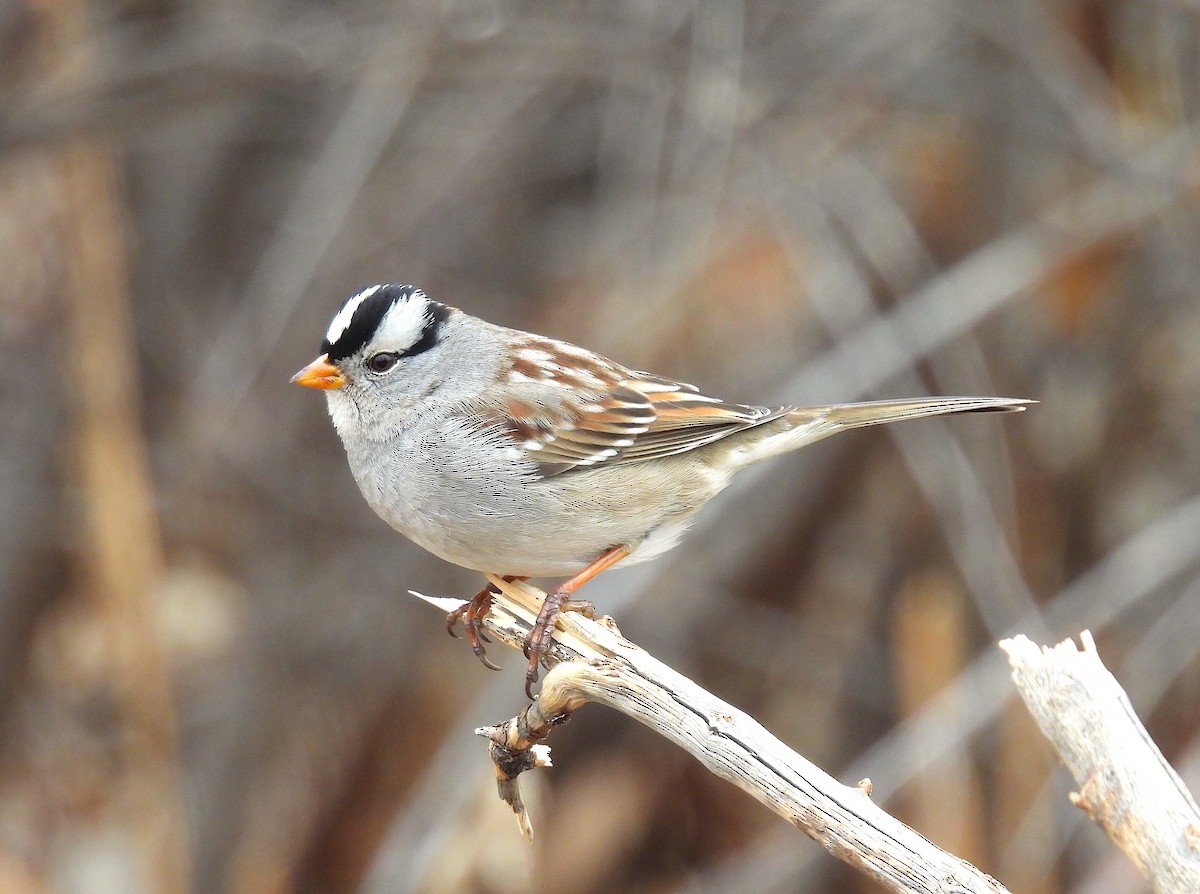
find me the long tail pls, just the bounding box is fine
[728,396,1033,469]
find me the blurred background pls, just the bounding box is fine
[3,1,1199,892]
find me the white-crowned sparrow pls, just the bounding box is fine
[293,283,1030,694]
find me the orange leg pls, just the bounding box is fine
[523,544,630,698]
[447,575,527,671]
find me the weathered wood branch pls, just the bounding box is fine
[1000,632,1200,894]
[412,577,1009,894]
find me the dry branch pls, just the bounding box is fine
[413,577,1010,894]
[1000,632,1200,894]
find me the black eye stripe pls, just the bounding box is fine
[403,302,450,358]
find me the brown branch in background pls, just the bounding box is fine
[892,570,988,867]
[1000,633,1200,894]
[59,139,190,894]
[414,577,1012,894]
[44,1,190,891]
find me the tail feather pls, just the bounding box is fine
[727,396,1032,469]
[799,395,1033,431]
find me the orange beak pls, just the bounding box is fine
[290,354,347,390]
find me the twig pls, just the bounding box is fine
[412,577,1010,894]
[1000,632,1200,894]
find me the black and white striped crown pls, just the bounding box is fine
[321,284,448,362]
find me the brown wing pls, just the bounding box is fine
[475,336,787,478]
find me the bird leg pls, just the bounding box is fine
[447,576,526,671]
[523,545,630,698]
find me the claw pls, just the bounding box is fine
[445,576,532,673]
[445,583,499,669]
[480,652,503,672]
[445,557,622,699]
[520,596,598,688]
[560,598,597,619]
[519,545,630,698]
[520,597,552,695]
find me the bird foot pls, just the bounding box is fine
[446,582,502,671]
[522,593,597,698]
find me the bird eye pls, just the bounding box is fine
[366,352,400,374]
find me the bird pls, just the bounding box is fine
[292,283,1030,696]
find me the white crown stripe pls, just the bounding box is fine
[325,285,382,345]
[374,292,432,353]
